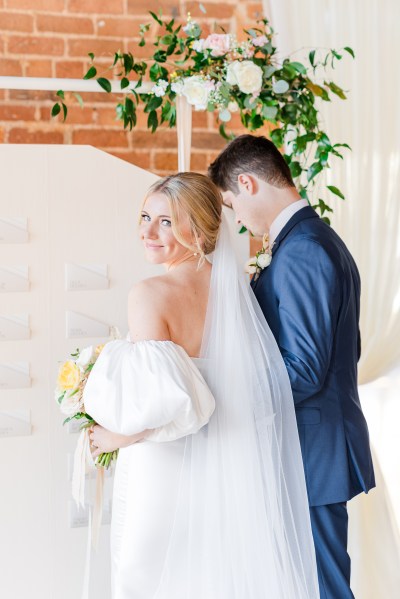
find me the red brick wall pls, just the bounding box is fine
[0,0,266,176]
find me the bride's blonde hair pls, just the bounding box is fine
[143,172,222,262]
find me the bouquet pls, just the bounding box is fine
[55,342,118,469]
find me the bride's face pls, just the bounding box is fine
[140,192,192,267]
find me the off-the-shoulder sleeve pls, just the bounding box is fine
[82,339,215,442]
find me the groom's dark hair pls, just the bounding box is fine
[208,134,295,193]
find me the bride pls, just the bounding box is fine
[83,172,319,599]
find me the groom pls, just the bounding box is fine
[208,134,375,599]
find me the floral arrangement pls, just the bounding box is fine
[56,342,117,469]
[246,233,273,278]
[52,10,354,221]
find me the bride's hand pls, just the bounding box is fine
[89,425,150,458]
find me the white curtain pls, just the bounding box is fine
[262,0,400,596]
[176,96,192,171]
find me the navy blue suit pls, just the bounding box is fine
[251,207,375,598]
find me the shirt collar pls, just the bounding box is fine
[269,199,309,246]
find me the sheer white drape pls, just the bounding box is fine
[264,0,400,383]
[263,0,400,596]
[176,96,192,171]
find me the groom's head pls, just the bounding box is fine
[208,134,299,235]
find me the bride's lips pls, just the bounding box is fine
[144,242,164,249]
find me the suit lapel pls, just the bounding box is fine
[271,206,318,256]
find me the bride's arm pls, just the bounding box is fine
[89,424,151,458]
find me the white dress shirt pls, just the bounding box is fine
[269,199,309,245]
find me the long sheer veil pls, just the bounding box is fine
[154,213,319,598]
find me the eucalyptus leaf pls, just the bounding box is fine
[262,105,278,120]
[272,79,289,94]
[263,65,277,78]
[244,95,258,109]
[219,109,232,122]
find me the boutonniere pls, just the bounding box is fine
[245,233,274,280]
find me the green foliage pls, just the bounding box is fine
[51,12,355,218]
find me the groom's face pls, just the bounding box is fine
[221,188,264,237]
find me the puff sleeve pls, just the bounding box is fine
[82,339,215,442]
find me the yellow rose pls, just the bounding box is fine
[95,344,105,355]
[57,360,81,391]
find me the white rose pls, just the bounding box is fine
[226,60,263,95]
[256,253,272,269]
[245,258,258,274]
[171,79,184,95]
[75,345,95,371]
[182,76,210,110]
[192,39,205,53]
[59,389,84,416]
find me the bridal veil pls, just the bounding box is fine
[153,213,319,599]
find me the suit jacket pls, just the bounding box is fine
[251,206,375,506]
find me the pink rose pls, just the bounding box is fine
[203,34,231,57]
[252,35,269,48]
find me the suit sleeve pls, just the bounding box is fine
[273,237,341,405]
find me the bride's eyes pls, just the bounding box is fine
[141,214,171,227]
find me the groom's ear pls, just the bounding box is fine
[237,173,258,196]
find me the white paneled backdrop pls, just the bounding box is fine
[0,145,248,599]
[0,145,160,599]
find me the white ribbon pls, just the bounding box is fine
[72,428,96,507]
[72,428,106,599]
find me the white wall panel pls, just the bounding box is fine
[0,144,248,599]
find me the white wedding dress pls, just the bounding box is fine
[83,215,320,599]
[84,340,215,599]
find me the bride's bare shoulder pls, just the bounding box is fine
[127,275,176,342]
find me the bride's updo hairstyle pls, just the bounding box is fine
[144,172,222,261]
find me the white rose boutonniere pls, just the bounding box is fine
[245,233,274,279]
